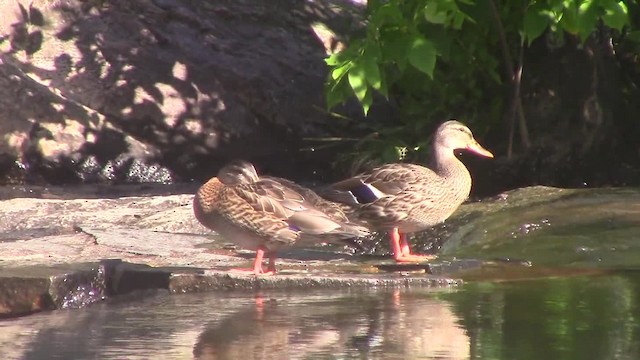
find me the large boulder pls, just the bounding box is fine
[0,0,369,185]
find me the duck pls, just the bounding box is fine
[193,160,370,275]
[321,120,493,263]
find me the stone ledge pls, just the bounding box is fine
[0,259,476,318]
[0,184,495,318]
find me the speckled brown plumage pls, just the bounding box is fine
[322,120,493,262]
[193,160,370,275]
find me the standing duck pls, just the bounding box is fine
[193,160,370,275]
[322,120,493,262]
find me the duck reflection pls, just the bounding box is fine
[193,290,469,359]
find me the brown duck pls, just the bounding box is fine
[322,120,493,262]
[193,160,370,275]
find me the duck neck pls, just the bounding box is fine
[430,146,468,179]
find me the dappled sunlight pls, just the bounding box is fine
[0,0,366,184]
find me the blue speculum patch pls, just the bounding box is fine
[350,184,380,204]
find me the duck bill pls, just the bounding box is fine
[466,141,494,158]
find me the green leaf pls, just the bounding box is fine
[347,60,373,114]
[371,2,404,27]
[381,145,402,162]
[602,0,629,30]
[361,87,373,115]
[331,62,352,81]
[361,54,382,91]
[382,31,411,69]
[577,0,600,41]
[378,70,389,98]
[453,12,468,29]
[325,52,345,66]
[325,77,349,110]
[424,2,446,24]
[426,27,452,59]
[407,36,436,77]
[559,5,579,34]
[523,4,551,45]
[325,45,360,67]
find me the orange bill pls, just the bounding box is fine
[467,141,494,158]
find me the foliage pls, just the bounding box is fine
[325,0,634,164]
[523,0,631,44]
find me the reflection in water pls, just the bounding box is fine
[0,288,467,359]
[193,290,468,359]
[3,273,640,359]
[445,273,640,360]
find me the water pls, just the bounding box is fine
[446,273,640,360]
[2,271,640,359]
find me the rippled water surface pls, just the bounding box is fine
[3,271,640,359]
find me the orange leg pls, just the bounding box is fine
[388,228,437,263]
[389,228,404,259]
[400,233,412,257]
[231,246,277,275]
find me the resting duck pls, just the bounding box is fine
[322,120,493,262]
[193,160,370,275]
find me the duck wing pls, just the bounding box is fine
[220,178,365,247]
[326,163,433,204]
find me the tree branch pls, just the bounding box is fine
[489,0,530,157]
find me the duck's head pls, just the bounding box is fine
[217,160,260,185]
[435,120,494,158]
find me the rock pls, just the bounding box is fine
[0,184,476,319]
[0,263,106,318]
[10,184,621,319]
[436,186,640,269]
[0,0,378,185]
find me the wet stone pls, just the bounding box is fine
[0,263,107,318]
[6,184,593,319]
[0,258,476,318]
[108,262,194,295]
[49,265,107,309]
[0,277,54,318]
[168,271,462,294]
